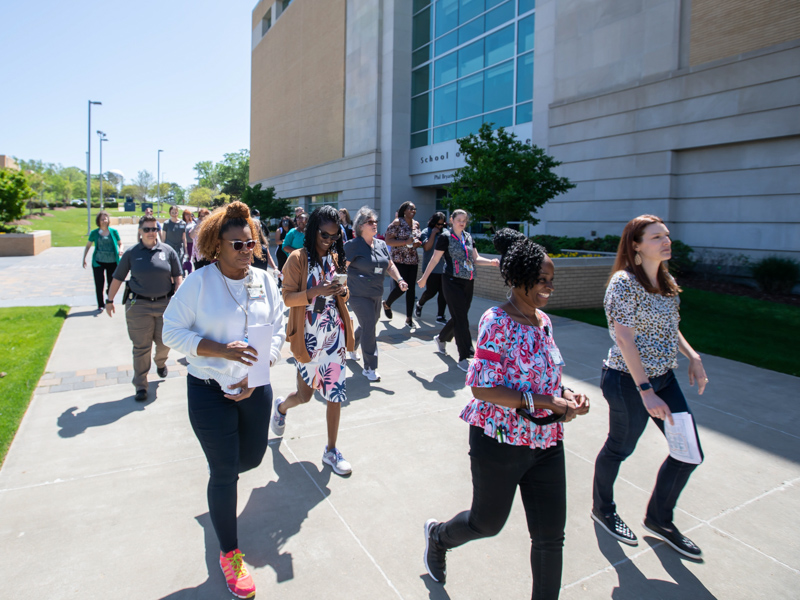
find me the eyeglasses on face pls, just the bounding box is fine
[436,222,445,227]
[318,231,341,241]
[365,220,377,226]
[141,227,158,233]
[223,239,257,251]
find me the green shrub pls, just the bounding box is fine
[668,239,696,275]
[750,256,799,294]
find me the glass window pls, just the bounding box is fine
[518,14,534,53]
[484,107,513,128]
[459,0,485,24]
[434,83,458,125]
[519,0,535,14]
[414,0,431,12]
[261,10,272,36]
[411,131,430,149]
[486,0,506,8]
[458,38,484,77]
[457,72,483,119]
[411,93,431,132]
[413,7,432,50]
[516,51,533,102]
[485,24,514,66]
[484,60,513,112]
[310,193,339,210]
[485,1,514,30]
[433,124,457,144]
[436,30,458,55]
[412,65,431,96]
[457,116,483,138]
[516,101,533,124]
[459,15,484,44]
[435,0,459,37]
[282,0,293,10]
[434,53,458,87]
[412,45,431,68]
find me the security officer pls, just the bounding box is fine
[106,215,183,401]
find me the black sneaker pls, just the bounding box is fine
[424,519,447,583]
[415,302,422,318]
[382,301,393,319]
[157,365,168,378]
[134,389,148,402]
[591,509,638,545]
[643,518,703,559]
[436,315,447,324]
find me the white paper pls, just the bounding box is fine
[247,323,274,388]
[664,412,702,464]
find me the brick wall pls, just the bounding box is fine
[0,230,51,256]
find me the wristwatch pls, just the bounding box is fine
[636,382,653,392]
[106,298,113,304]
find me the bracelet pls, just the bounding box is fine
[106,298,113,304]
[520,390,534,413]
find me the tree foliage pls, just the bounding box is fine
[445,123,575,230]
[242,184,289,220]
[188,186,215,207]
[194,150,250,200]
[132,170,154,201]
[0,169,35,223]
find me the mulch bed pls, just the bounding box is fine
[678,274,800,306]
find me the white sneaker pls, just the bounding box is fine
[456,359,472,372]
[322,446,352,475]
[270,396,286,437]
[348,351,361,361]
[362,367,381,382]
[433,335,447,355]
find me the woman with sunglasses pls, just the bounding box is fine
[271,205,356,475]
[423,229,590,600]
[343,206,408,382]
[414,211,448,324]
[162,202,285,599]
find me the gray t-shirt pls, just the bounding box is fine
[114,241,182,297]
[344,236,391,297]
[419,226,446,274]
[162,220,186,255]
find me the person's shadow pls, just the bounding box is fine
[593,523,716,599]
[159,440,332,599]
[407,369,459,398]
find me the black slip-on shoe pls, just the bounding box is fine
[382,301,393,319]
[134,389,148,402]
[157,365,168,378]
[414,302,422,318]
[643,518,703,559]
[424,519,447,583]
[591,509,638,545]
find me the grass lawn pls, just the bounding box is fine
[549,287,800,377]
[0,306,68,465]
[20,206,161,247]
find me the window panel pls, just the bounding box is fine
[457,116,483,138]
[458,38,484,77]
[457,73,483,119]
[411,93,431,132]
[434,83,458,125]
[433,124,457,144]
[414,0,431,12]
[484,24,514,66]
[412,65,431,96]
[484,107,513,128]
[458,15,484,45]
[412,45,431,68]
[435,30,458,56]
[434,53,458,87]
[518,14,535,53]
[411,131,430,149]
[459,0,485,24]
[486,0,506,8]
[516,101,533,124]
[519,0,535,14]
[483,60,513,112]
[485,1,514,30]
[435,0,459,37]
[516,51,534,103]
[413,7,432,50]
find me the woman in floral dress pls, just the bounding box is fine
[271,205,356,475]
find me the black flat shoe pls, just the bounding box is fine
[643,518,703,559]
[382,301,393,319]
[591,509,638,545]
[134,389,148,402]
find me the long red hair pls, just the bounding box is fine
[609,215,680,296]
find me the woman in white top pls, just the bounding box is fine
[162,202,285,599]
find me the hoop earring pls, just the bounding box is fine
[634,252,642,266]
[506,287,514,300]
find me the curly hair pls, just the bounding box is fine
[304,205,345,273]
[493,228,548,292]
[195,201,263,261]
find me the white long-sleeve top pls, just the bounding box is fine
[162,264,286,391]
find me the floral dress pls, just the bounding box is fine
[296,256,347,402]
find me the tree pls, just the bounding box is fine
[120,185,139,200]
[132,170,154,202]
[242,183,289,220]
[445,123,575,230]
[0,169,35,223]
[218,150,250,200]
[188,185,215,207]
[169,183,186,205]
[149,182,171,201]
[194,161,221,191]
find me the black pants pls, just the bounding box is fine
[434,427,566,600]
[92,261,116,309]
[417,272,447,318]
[385,262,419,319]
[187,375,273,553]
[440,275,474,361]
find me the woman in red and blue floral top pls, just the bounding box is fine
[423,229,590,600]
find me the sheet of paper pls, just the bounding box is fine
[664,412,702,464]
[247,323,273,388]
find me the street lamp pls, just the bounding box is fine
[86,100,102,234]
[157,149,163,215]
[97,131,108,209]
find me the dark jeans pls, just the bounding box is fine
[593,367,703,526]
[187,375,273,553]
[385,262,419,319]
[417,272,447,318]
[440,275,474,361]
[434,427,566,600]
[92,261,116,308]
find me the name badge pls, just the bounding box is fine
[549,344,565,367]
[159,252,166,261]
[374,267,383,274]
[246,283,266,299]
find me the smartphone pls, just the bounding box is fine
[333,273,348,286]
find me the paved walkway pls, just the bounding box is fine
[1,243,798,599]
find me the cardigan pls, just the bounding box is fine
[282,248,355,363]
[88,228,121,268]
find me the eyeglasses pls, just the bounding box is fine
[141,227,158,233]
[318,231,341,241]
[365,220,377,226]
[436,222,445,227]
[223,239,257,251]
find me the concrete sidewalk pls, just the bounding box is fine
[1,245,798,599]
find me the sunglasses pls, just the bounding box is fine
[141,227,158,233]
[318,231,341,241]
[436,222,445,227]
[365,220,378,226]
[223,239,257,251]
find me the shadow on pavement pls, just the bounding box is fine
[64,308,100,319]
[407,369,459,399]
[421,574,453,599]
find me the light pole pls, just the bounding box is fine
[97,131,108,209]
[86,100,102,234]
[157,149,163,216]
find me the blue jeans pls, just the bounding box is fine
[592,367,703,526]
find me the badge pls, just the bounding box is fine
[374,267,383,274]
[246,283,266,299]
[549,344,566,367]
[159,252,166,261]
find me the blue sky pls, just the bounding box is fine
[0,0,257,188]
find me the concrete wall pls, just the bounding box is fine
[0,230,51,256]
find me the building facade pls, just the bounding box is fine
[251,0,800,260]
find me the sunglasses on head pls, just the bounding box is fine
[223,239,257,251]
[141,227,158,233]
[318,231,341,241]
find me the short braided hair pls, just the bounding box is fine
[493,228,548,292]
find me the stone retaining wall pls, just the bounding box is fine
[0,230,51,256]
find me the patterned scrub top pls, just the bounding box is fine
[385,218,420,265]
[604,270,681,378]
[461,307,564,449]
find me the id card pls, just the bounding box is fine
[549,344,565,366]
[374,267,383,274]
[246,283,266,299]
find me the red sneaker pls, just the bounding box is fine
[219,549,256,598]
